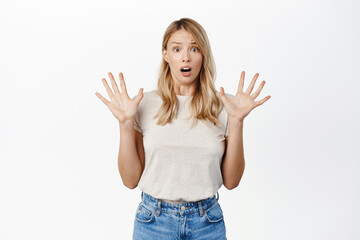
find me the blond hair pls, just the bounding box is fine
[153,17,224,128]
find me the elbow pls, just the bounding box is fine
[223,176,242,190]
[125,183,138,189]
[224,183,239,190]
[223,173,243,190]
[118,167,141,190]
[119,173,139,189]
[223,178,239,190]
[123,179,138,189]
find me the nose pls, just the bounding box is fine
[182,50,191,62]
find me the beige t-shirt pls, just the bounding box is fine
[133,90,234,202]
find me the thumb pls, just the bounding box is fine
[134,88,144,105]
[219,87,229,104]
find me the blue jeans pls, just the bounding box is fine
[133,191,227,240]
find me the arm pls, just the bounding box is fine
[95,71,144,189]
[221,119,245,190]
[219,71,270,190]
[118,120,145,189]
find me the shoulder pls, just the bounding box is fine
[215,91,234,119]
[224,92,235,99]
[141,89,158,95]
[215,91,235,100]
[132,89,158,97]
[142,89,160,99]
[132,89,159,103]
[144,89,160,98]
[133,90,162,115]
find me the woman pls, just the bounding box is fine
[95,18,270,240]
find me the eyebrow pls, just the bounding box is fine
[170,41,197,45]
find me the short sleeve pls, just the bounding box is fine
[132,95,143,134]
[225,117,229,137]
[134,110,143,133]
[224,93,235,138]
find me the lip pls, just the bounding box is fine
[180,65,192,71]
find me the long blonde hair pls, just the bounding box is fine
[153,17,224,128]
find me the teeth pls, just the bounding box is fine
[181,67,191,72]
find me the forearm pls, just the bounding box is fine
[118,120,142,189]
[221,118,245,189]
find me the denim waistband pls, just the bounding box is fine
[140,191,219,217]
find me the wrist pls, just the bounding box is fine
[118,118,134,128]
[228,116,244,125]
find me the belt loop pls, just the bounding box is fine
[216,192,219,201]
[155,199,162,216]
[141,191,144,201]
[198,201,204,217]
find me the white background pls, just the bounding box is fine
[1,0,359,239]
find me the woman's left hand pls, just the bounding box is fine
[219,71,271,122]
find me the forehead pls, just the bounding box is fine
[168,29,196,44]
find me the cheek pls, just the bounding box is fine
[194,56,203,69]
[169,54,182,62]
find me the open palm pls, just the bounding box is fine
[219,71,271,121]
[95,72,143,123]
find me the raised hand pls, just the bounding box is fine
[219,71,271,122]
[95,72,143,123]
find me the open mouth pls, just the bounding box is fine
[180,67,192,73]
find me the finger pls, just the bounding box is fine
[119,72,130,98]
[219,87,230,105]
[108,72,121,95]
[245,73,259,95]
[134,88,144,105]
[95,92,110,106]
[254,95,271,107]
[101,78,116,99]
[237,71,245,93]
[251,80,266,99]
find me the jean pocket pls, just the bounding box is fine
[135,202,154,223]
[205,202,224,223]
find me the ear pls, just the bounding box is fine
[162,48,168,62]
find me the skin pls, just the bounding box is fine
[95,72,143,124]
[95,29,271,190]
[95,72,144,189]
[219,72,271,189]
[162,28,203,96]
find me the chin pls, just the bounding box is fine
[181,77,198,83]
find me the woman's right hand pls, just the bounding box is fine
[95,72,143,124]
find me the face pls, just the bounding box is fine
[163,29,203,88]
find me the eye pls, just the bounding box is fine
[191,47,199,52]
[173,47,180,52]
